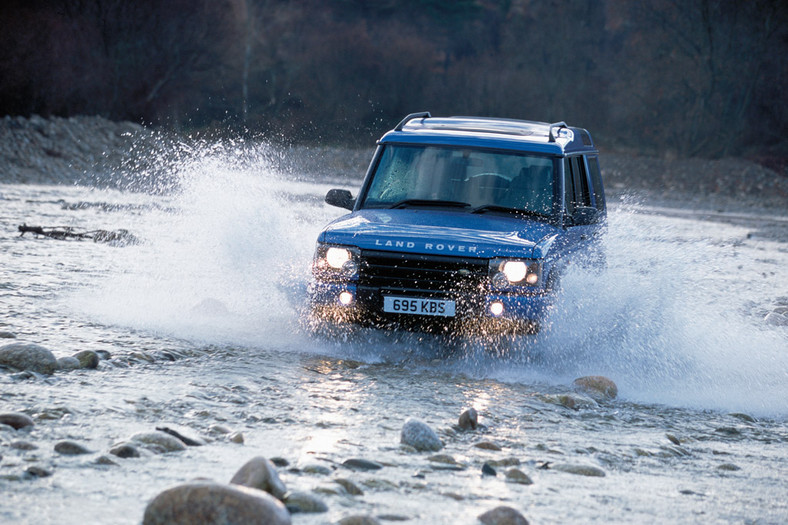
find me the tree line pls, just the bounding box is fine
[1,0,786,159]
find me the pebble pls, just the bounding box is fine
[142,481,291,525]
[400,419,443,452]
[54,440,91,455]
[57,357,81,371]
[155,426,205,446]
[95,455,119,466]
[717,463,741,471]
[551,463,606,477]
[73,350,100,369]
[505,468,534,485]
[487,457,520,467]
[478,506,530,525]
[302,464,332,475]
[110,443,141,458]
[458,407,478,430]
[474,441,502,451]
[228,431,244,444]
[572,376,618,401]
[230,456,287,500]
[343,458,383,471]
[543,393,598,410]
[25,465,53,479]
[0,331,17,339]
[95,350,112,360]
[0,412,35,429]
[481,462,497,476]
[334,478,364,495]
[337,516,380,525]
[208,424,232,435]
[10,440,37,450]
[0,342,58,375]
[427,454,458,465]
[130,431,187,453]
[283,491,328,513]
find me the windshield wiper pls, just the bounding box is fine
[470,204,548,218]
[391,199,471,209]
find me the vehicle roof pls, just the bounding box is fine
[378,112,597,156]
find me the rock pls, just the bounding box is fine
[130,431,187,453]
[142,481,291,525]
[0,343,58,375]
[474,441,502,451]
[230,456,287,500]
[0,331,17,339]
[478,506,529,525]
[487,457,520,468]
[25,466,53,478]
[54,440,91,455]
[458,407,478,430]
[73,350,100,369]
[270,457,289,467]
[729,413,756,423]
[95,350,112,360]
[110,443,141,458]
[0,412,35,429]
[95,455,119,466]
[208,424,232,435]
[552,463,606,477]
[427,454,458,465]
[505,468,534,485]
[764,311,788,326]
[10,440,37,450]
[482,463,497,476]
[57,357,81,371]
[572,376,618,401]
[337,516,381,525]
[302,464,332,475]
[228,431,244,444]
[342,458,383,471]
[334,478,364,495]
[543,393,598,410]
[155,426,206,446]
[717,463,741,471]
[400,419,443,452]
[283,491,328,513]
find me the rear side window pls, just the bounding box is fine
[563,156,592,214]
[586,156,605,211]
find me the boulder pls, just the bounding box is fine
[142,481,291,525]
[73,350,100,369]
[0,343,58,375]
[458,407,478,430]
[400,419,443,452]
[0,412,35,429]
[478,506,529,525]
[572,376,618,401]
[230,457,287,500]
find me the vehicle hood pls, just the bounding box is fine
[318,209,562,259]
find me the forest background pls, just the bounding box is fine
[1,0,786,167]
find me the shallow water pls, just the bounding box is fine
[1,143,787,524]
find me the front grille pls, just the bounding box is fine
[358,250,488,294]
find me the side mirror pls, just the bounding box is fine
[325,189,355,211]
[570,206,601,226]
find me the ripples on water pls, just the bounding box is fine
[2,140,787,523]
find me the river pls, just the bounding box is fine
[1,142,787,524]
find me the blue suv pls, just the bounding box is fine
[309,112,606,334]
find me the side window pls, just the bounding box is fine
[586,156,605,211]
[563,158,575,215]
[563,156,591,215]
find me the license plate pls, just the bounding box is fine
[383,296,455,317]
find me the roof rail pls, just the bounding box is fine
[395,112,431,131]
[548,121,568,142]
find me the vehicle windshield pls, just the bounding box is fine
[360,144,555,216]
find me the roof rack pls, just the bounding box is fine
[395,112,431,131]
[548,121,568,143]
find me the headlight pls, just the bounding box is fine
[489,258,542,289]
[313,244,360,280]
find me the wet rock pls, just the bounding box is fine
[474,441,502,451]
[0,412,35,429]
[155,426,206,446]
[337,516,380,525]
[572,376,618,401]
[481,462,497,476]
[230,456,287,500]
[717,463,741,471]
[0,331,17,339]
[505,468,534,485]
[142,481,291,525]
[543,393,598,410]
[25,465,53,479]
[0,343,58,375]
[428,454,459,465]
[764,311,788,326]
[729,413,756,423]
[478,506,529,525]
[458,407,478,430]
[57,357,81,371]
[95,350,112,360]
[666,434,681,445]
[334,478,364,495]
[487,457,520,468]
[303,464,332,475]
[552,463,606,477]
[270,457,289,467]
[283,491,328,513]
[343,458,383,471]
[208,424,232,435]
[400,419,443,452]
[130,431,187,453]
[11,440,37,450]
[110,443,141,458]
[95,455,119,466]
[228,431,244,444]
[55,440,91,455]
[73,350,100,369]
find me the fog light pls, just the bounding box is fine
[338,291,354,305]
[489,301,504,316]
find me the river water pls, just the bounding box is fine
[1,143,787,524]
